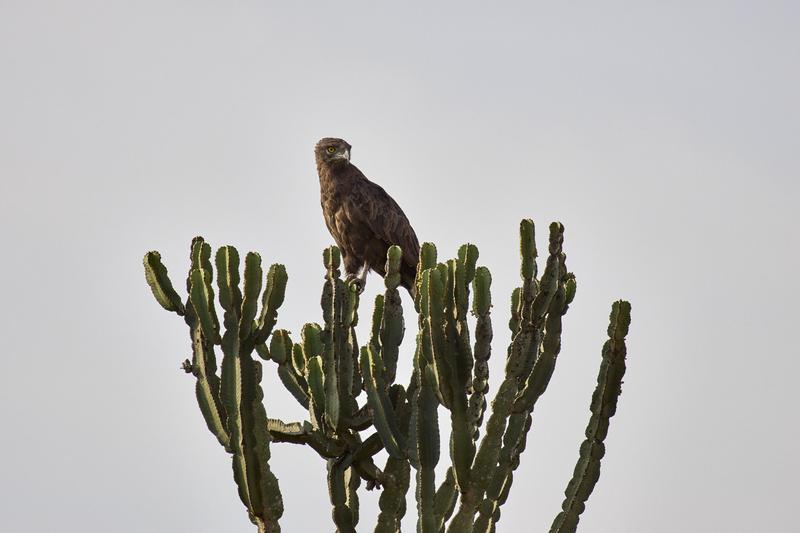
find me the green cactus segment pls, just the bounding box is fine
[346,466,361,528]
[344,281,362,401]
[291,344,306,376]
[266,418,345,458]
[514,269,568,412]
[415,364,440,533]
[266,330,309,409]
[416,242,438,310]
[550,301,631,533]
[370,294,385,348]
[215,246,242,314]
[327,460,357,533]
[385,245,403,289]
[375,455,411,533]
[519,219,537,281]
[301,323,324,361]
[306,355,326,428]
[190,237,213,276]
[420,268,455,409]
[321,245,350,431]
[361,345,405,458]
[143,251,186,315]
[564,274,577,305]
[268,330,291,365]
[277,366,310,409]
[220,310,283,530]
[255,264,287,343]
[189,323,230,451]
[381,249,405,386]
[374,384,412,533]
[475,412,532,530]
[508,287,521,335]
[434,467,458,531]
[469,267,493,440]
[239,252,263,341]
[189,268,221,344]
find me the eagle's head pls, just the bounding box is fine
[315,137,351,169]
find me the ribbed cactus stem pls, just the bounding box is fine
[321,245,350,431]
[188,321,230,451]
[469,267,493,440]
[143,251,185,315]
[517,219,538,328]
[254,263,287,343]
[269,331,310,409]
[361,345,406,458]
[375,385,412,533]
[434,467,458,531]
[415,242,438,311]
[381,246,405,386]
[328,459,357,533]
[549,301,631,533]
[190,267,221,345]
[415,364,440,533]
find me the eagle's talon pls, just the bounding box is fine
[352,277,366,294]
[344,274,366,294]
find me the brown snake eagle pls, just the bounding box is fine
[315,137,420,297]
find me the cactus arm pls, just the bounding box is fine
[239,252,263,341]
[188,322,230,451]
[327,459,358,533]
[277,366,310,409]
[415,364,441,533]
[549,301,631,533]
[374,384,412,533]
[515,222,563,387]
[340,281,359,420]
[215,246,243,315]
[266,418,346,458]
[514,264,569,412]
[469,267,493,440]
[375,455,411,533]
[143,251,186,315]
[189,268,221,344]
[306,355,326,430]
[434,467,458,532]
[381,246,405,385]
[361,345,406,458]
[473,412,531,530]
[517,219,537,329]
[266,330,310,409]
[247,359,284,531]
[346,466,361,529]
[321,246,344,431]
[254,264,287,344]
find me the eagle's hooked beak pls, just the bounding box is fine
[341,149,350,162]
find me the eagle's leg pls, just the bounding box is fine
[348,263,369,294]
[342,254,367,294]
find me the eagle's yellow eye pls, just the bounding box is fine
[326,147,336,154]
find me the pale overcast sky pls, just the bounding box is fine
[1,2,798,532]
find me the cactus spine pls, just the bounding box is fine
[145,220,632,533]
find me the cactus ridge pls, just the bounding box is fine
[144,220,631,533]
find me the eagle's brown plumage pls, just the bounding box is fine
[315,137,419,296]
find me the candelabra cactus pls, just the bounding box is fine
[144,220,631,533]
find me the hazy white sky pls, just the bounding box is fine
[1,2,798,532]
